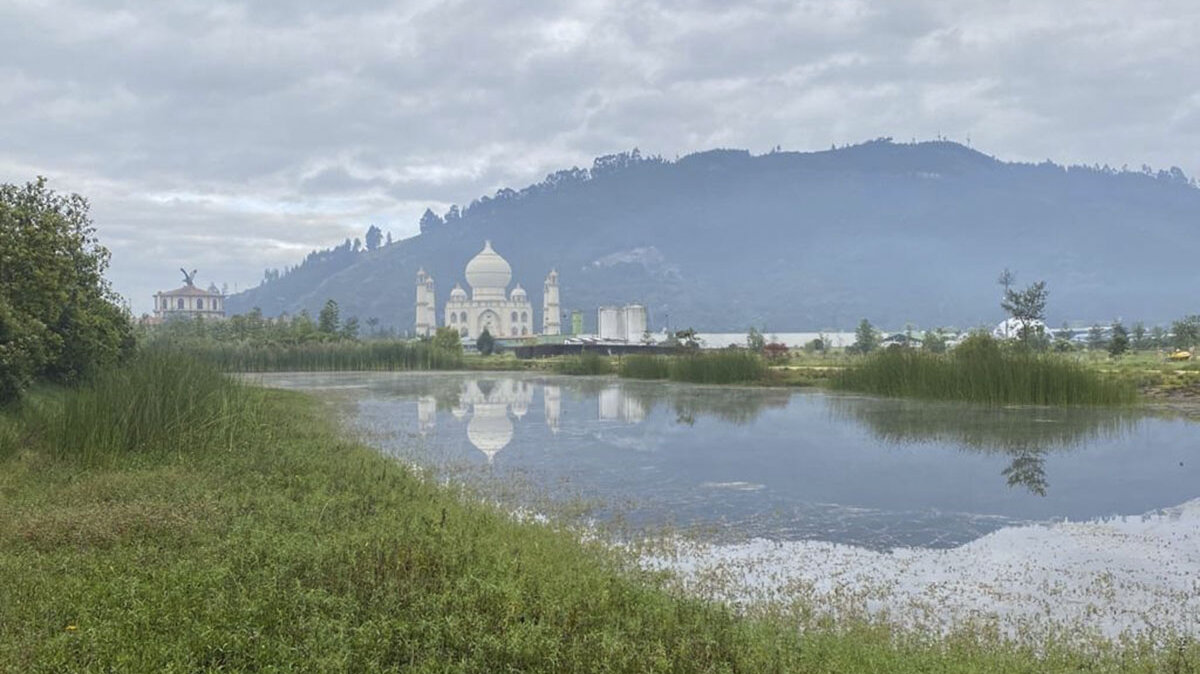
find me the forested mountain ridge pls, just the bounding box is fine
[227,139,1200,332]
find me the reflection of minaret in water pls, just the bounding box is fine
[417,395,437,435]
[510,381,529,419]
[543,384,561,434]
[598,385,646,424]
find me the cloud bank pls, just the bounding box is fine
[2,0,1197,312]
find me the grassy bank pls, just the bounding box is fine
[833,338,1138,406]
[1,352,1190,671]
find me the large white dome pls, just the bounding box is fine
[465,241,512,292]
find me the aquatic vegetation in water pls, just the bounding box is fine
[621,352,767,384]
[553,352,615,375]
[833,336,1136,405]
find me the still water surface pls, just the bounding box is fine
[256,372,1198,550]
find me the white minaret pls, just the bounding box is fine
[415,268,436,337]
[542,269,560,336]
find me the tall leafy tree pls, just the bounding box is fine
[922,328,948,353]
[1108,321,1129,357]
[432,326,463,355]
[745,326,765,351]
[364,225,383,251]
[1171,315,1200,350]
[852,319,878,354]
[1131,322,1149,351]
[318,299,340,335]
[0,178,132,402]
[418,208,443,234]
[476,328,495,356]
[996,268,1017,338]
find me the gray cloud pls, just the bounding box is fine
[2,0,1197,313]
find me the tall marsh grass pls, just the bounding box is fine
[187,340,463,372]
[619,354,672,379]
[3,348,265,463]
[553,351,615,375]
[833,336,1137,406]
[621,351,767,384]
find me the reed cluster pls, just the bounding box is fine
[184,340,463,372]
[833,336,1137,406]
[1,347,265,464]
[620,351,767,384]
[553,351,615,375]
[619,354,672,379]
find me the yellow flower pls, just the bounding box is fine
[66,625,77,631]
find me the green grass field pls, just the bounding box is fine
[2,351,1195,671]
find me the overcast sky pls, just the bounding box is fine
[3,0,1198,314]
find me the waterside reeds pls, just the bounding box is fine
[553,351,615,375]
[833,337,1137,406]
[621,351,767,385]
[2,348,265,463]
[185,340,463,372]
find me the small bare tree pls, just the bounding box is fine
[997,268,1016,338]
[1000,281,1048,348]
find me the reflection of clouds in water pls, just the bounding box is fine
[700,481,766,492]
[620,384,790,426]
[827,396,1140,453]
[255,372,1200,553]
[595,432,661,454]
[827,395,1144,496]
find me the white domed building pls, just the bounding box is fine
[418,241,559,340]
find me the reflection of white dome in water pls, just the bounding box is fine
[467,402,512,462]
[464,241,512,298]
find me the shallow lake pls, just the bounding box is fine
[253,371,1199,551]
